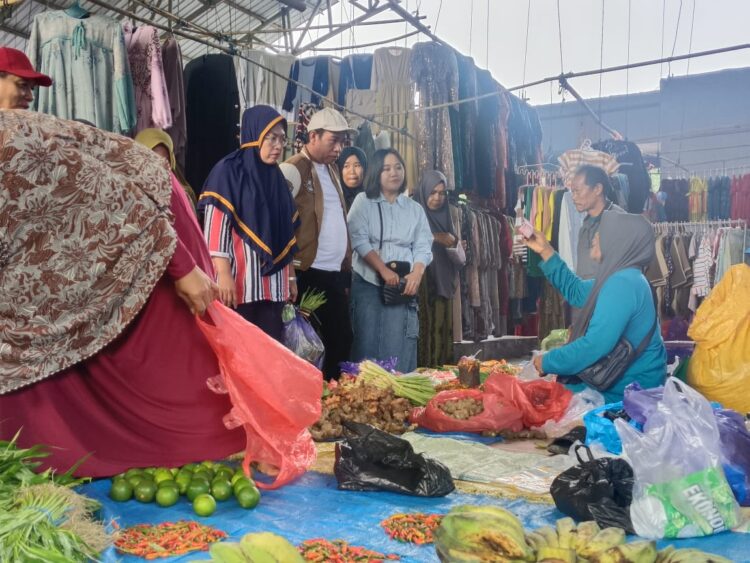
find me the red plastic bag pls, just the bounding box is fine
[409,389,524,434]
[482,373,573,428]
[196,303,323,489]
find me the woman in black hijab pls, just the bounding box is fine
[414,170,464,367]
[337,146,367,212]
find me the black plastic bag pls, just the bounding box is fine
[547,425,587,456]
[550,445,635,533]
[334,421,455,497]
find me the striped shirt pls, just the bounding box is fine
[203,204,290,303]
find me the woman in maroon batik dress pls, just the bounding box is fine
[0,111,244,477]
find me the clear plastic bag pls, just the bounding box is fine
[534,388,605,438]
[615,377,741,538]
[282,304,325,369]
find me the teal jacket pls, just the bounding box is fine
[540,253,666,403]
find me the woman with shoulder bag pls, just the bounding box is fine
[413,170,465,367]
[347,149,434,373]
[524,211,666,402]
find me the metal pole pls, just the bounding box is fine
[386,0,443,45]
[558,76,621,139]
[293,2,390,54]
[293,0,322,53]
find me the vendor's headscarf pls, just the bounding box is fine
[135,128,198,207]
[336,146,367,211]
[0,111,176,393]
[135,128,176,170]
[414,170,459,299]
[569,212,655,341]
[198,105,299,276]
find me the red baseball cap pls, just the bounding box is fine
[0,47,52,87]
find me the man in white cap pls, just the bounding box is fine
[280,107,355,380]
[0,47,52,110]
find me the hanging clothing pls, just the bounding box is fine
[455,55,478,192]
[236,50,295,113]
[0,110,243,476]
[184,54,240,194]
[293,103,319,154]
[371,47,417,192]
[162,38,188,170]
[411,42,459,190]
[282,56,330,115]
[123,24,172,133]
[27,10,137,134]
[337,53,373,106]
[557,147,619,187]
[659,178,690,222]
[592,139,652,213]
[474,70,501,199]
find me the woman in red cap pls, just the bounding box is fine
[0,47,52,110]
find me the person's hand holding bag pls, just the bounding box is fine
[403,263,426,296]
[175,266,219,315]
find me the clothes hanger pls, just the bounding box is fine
[65,0,90,19]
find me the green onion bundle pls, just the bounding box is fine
[359,360,436,406]
[299,288,327,315]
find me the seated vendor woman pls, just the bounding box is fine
[524,211,666,403]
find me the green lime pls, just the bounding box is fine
[211,480,233,502]
[216,466,234,480]
[109,480,133,502]
[192,493,217,517]
[200,460,216,470]
[143,467,156,476]
[155,486,180,507]
[182,463,199,472]
[186,479,210,502]
[232,477,253,495]
[158,479,178,491]
[193,469,213,483]
[169,467,179,477]
[153,470,173,485]
[231,470,247,485]
[126,475,145,489]
[134,481,158,503]
[235,486,261,509]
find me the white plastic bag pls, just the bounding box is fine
[534,388,605,438]
[615,377,741,539]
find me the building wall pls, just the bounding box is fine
[534,67,750,176]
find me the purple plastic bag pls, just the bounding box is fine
[623,382,663,425]
[283,307,325,369]
[624,382,750,506]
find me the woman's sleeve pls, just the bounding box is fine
[542,274,636,375]
[202,204,233,259]
[412,204,434,266]
[166,239,197,280]
[539,253,593,307]
[347,194,374,257]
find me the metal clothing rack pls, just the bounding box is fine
[652,219,747,261]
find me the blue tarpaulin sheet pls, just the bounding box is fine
[80,472,749,562]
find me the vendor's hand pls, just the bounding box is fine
[175,266,219,315]
[380,267,400,287]
[289,277,298,302]
[433,232,457,248]
[523,230,554,261]
[402,269,423,296]
[216,271,237,308]
[533,353,545,375]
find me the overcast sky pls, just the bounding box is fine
[301,0,750,106]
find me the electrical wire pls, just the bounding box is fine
[433,0,443,34]
[556,0,564,73]
[485,0,489,68]
[668,0,684,75]
[686,0,696,75]
[521,0,531,91]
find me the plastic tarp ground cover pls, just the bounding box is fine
[80,472,747,562]
[195,303,323,490]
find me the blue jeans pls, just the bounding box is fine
[350,273,419,373]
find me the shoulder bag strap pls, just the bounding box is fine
[634,316,658,358]
[377,202,383,251]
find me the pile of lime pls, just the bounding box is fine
[109,461,261,517]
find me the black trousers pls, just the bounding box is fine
[296,268,352,380]
[236,300,285,343]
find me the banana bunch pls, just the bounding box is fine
[527,518,657,563]
[435,505,536,562]
[207,532,304,563]
[656,546,732,563]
